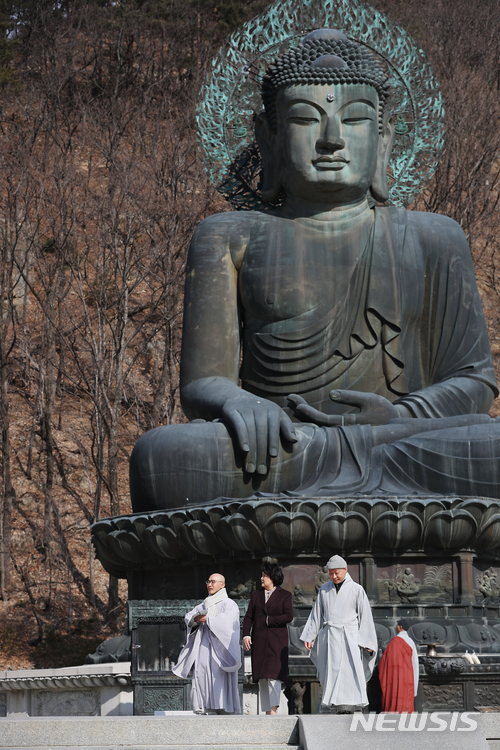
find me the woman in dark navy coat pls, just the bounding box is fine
[242,561,294,714]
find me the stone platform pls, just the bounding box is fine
[0,663,132,718]
[2,714,500,750]
[0,658,290,718]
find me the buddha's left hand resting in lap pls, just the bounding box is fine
[130,29,499,511]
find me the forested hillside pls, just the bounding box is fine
[0,0,499,669]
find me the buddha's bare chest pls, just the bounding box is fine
[238,236,358,323]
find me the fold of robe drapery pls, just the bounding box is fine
[284,416,500,498]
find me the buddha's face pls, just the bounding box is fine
[275,83,380,205]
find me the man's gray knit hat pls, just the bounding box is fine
[326,555,347,569]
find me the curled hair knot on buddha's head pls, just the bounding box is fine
[261,28,390,134]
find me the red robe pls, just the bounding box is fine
[378,636,415,713]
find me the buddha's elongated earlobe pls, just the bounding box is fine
[370,112,395,203]
[255,112,281,203]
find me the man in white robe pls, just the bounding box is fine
[172,573,241,714]
[300,555,377,713]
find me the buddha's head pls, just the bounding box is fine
[256,29,394,206]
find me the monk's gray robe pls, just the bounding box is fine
[300,574,377,707]
[172,596,241,713]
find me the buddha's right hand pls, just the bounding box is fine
[288,391,401,426]
[221,394,297,475]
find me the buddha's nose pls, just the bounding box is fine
[316,118,345,152]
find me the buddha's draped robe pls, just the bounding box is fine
[172,595,241,713]
[289,416,500,497]
[241,206,496,417]
[300,574,377,707]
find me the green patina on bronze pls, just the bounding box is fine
[197,0,444,209]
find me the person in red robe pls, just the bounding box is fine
[378,619,419,713]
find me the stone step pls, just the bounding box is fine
[4,713,500,750]
[2,747,301,750]
[299,714,491,750]
[0,716,300,749]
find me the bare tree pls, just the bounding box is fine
[0,206,18,599]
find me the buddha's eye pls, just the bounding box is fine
[343,115,374,125]
[342,104,375,124]
[287,116,320,125]
[286,105,320,124]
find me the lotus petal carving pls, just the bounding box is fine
[92,519,115,546]
[107,529,146,564]
[298,500,340,525]
[348,500,393,523]
[410,621,447,645]
[318,511,369,551]
[215,514,264,552]
[279,500,303,513]
[91,534,125,577]
[179,520,229,556]
[169,510,193,533]
[375,623,393,649]
[113,517,137,532]
[188,508,213,524]
[130,515,154,538]
[401,499,446,526]
[91,494,500,578]
[473,514,500,552]
[371,511,422,551]
[424,509,477,551]
[456,499,500,525]
[141,524,187,560]
[206,505,230,528]
[262,512,316,551]
[238,500,286,530]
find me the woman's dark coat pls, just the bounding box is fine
[242,587,294,682]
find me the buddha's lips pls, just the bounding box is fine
[313,156,348,166]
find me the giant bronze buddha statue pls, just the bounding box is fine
[130,30,499,511]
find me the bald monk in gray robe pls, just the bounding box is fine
[172,574,241,714]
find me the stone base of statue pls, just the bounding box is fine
[91,494,500,713]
